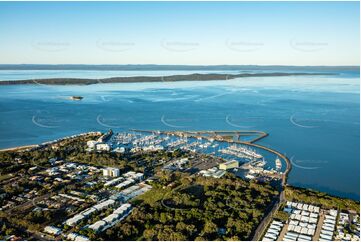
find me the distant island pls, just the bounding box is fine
[0,72,336,86]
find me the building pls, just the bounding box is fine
[87,140,98,149]
[103,167,120,177]
[123,171,144,181]
[262,219,284,241]
[44,226,62,236]
[67,233,89,241]
[219,160,239,170]
[93,199,115,210]
[67,233,78,240]
[65,199,116,227]
[65,214,85,226]
[104,177,124,187]
[88,220,107,232]
[74,235,89,241]
[89,203,132,233]
[212,169,226,178]
[95,143,110,151]
[199,167,226,178]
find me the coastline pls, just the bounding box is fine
[1,130,359,204]
[1,129,358,241]
[0,131,101,152]
[0,144,39,152]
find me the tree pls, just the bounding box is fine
[273,211,289,222]
[105,229,114,238]
[202,220,217,235]
[178,222,196,237]
[159,213,168,224]
[5,227,15,235]
[143,228,157,240]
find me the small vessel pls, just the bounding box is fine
[275,157,282,170]
[253,159,266,167]
[70,96,83,100]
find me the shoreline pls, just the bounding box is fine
[0,144,39,152]
[0,72,336,86]
[1,129,359,203]
[0,131,101,152]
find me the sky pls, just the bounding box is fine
[0,1,359,66]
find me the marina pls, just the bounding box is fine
[102,129,290,182]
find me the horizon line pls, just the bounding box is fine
[0,64,359,67]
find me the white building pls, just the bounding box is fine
[67,233,78,240]
[89,220,107,232]
[44,226,62,236]
[199,167,226,179]
[123,171,144,181]
[74,235,89,241]
[65,214,85,226]
[93,199,115,210]
[67,233,89,241]
[96,143,110,151]
[104,177,124,187]
[89,203,133,233]
[87,140,98,149]
[115,178,135,189]
[103,167,120,177]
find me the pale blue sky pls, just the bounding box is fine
[0,1,359,65]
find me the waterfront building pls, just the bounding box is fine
[219,160,239,170]
[95,143,110,151]
[87,140,98,149]
[212,169,226,178]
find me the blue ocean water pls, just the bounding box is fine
[0,70,359,200]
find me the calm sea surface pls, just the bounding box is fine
[0,69,359,200]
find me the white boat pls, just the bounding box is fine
[275,157,282,170]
